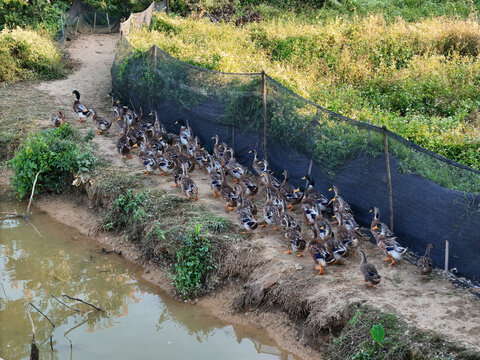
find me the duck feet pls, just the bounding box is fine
[261,222,267,228]
[315,264,324,275]
[283,249,292,254]
[194,195,198,201]
[287,203,294,211]
[173,183,178,187]
[273,225,279,231]
[144,170,149,175]
[213,190,219,198]
[241,229,248,234]
[128,153,132,159]
[97,130,103,135]
[296,252,304,257]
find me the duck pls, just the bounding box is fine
[373,223,407,266]
[417,243,434,277]
[51,110,65,127]
[280,199,301,232]
[236,191,258,234]
[358,249,381,286]
[301,175,330,215]
[141,157,157,175]
[180,163,198,201]
[262,190,280,230]
[225,149,247,183]
[279,170,302,210]
[219,168,237,211]
[248,149,265,180]
[261,160,281,188]
[369,206,394,237]
[235,185,257,216]
[207,155,222,197]
[238,173,258,198]
[318,220,348,264]
[212,135,227,162]
[157,152,176,176]
[108,92,122,121]
[117,126,133,159]
[283,229,306,257]
[91,108,112,135]
[300,195,319,226]
[308,237,334,275]
[334,212,358,254]
[72,90,92,122]
[263,172,283,208]
[176,119,191,148]
[329,185,352,214]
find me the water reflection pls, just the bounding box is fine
[0,191,297,360]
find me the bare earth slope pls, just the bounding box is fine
[25,33,480,355]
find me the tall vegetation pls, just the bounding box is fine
[127,11,480,171]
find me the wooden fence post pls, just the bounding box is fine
[166,0,170,14]
[93,12,96,33]
[382,125,394,231]
[262,70,268,161]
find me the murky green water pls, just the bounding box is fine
[0,191,296,360]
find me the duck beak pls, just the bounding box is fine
[248,150,252,153]
[328,187,333,191]
[372,225,378,230]
[369,209,373,212]
[301,176,306,180]
[294,188,300,193]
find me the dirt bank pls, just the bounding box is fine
[2,31,480,359]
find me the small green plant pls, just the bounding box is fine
[370,324,385,347]
[8,124,95,198]
[102,190,148,231]
[171,225,215,299]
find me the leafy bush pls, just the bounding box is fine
[102,189,149,232]
[170,225,215,299]
[0,28,66,82]
[8,124,96,199]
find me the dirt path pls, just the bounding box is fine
[21,32,480,354]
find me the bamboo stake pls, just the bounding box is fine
[153,45,157,71]
[444,240,449,272]
[166,0,170,14]
[22,301,39,360]
[106,13,111,33]
[262,70,268,161]
[25,172,40,221]
[75,16,80,38]
[306,159,313,187]
[382,126,394,232]
[93,12,96,33]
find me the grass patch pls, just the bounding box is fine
[0,28,67,82]
[102,188,236,298]
[126,11,480,180]
[7,124,96,198]
[329,305,479,360]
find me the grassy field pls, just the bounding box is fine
[126,3,480,173]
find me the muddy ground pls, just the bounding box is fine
[2,32,480,359]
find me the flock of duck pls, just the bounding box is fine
[50,90,435,287]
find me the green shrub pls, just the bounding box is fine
[0,28,66,82]
[170,225,215,299]
[8,124,96,199]
[102,189,149,232]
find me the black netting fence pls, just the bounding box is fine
[58,0,123,43]
[108,4,480,282]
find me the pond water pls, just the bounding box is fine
[0,191,297,360]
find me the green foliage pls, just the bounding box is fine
[0,0,69,33]
[0,27,66,82]
[8,124,96,199]
[370,324,385,347]
[103,189,148,231]
[170,225,215,299]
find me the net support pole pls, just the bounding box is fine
[444,240,449,272]
[75,16,80,38]
[306,159,313,187]
[93,12,96,33]
[382,125,394,231]
[106,13,111,33]
[262,70,268,161]
[153,45,157,71]
[166,0,170,14]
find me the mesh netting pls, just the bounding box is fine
[110,5,480,282]
[58,0,122,42]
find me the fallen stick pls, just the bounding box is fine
[30,303,55,328]
[62,294,104,312]
[22,301,39,360]
[51,295,80,312]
